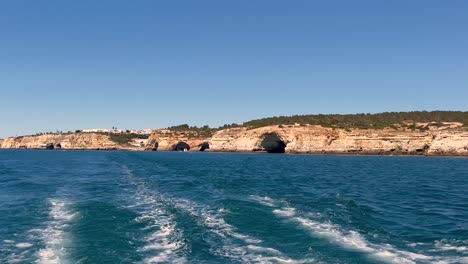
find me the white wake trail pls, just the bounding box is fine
[123,166,188,264]
[171,198,312,264]
[251,195,467,264]
[36,198,77,264]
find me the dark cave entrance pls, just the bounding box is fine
[149,140,159,151]
[261,133,286,153]
[199,142,210,151]
[173,141,190,151]
[45,143,54,150]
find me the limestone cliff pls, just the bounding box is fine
[146,125,468,156]
[209,125,468,155]
[145,129,210,152]
[3,125,468,156]
[0,133,143,150]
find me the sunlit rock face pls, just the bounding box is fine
[208,125,468,155]
[173,141,190,151]
[261,133,286,153]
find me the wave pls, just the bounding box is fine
[251,195,467,264]
[36,198,78,264]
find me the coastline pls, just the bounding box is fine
[1,148,467,158]
[2,123,468,157]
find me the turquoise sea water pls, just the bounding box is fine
[0,150,467,264]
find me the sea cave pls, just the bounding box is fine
[173,141,190,151]
[199,142,210,151]
[261,133,286,153]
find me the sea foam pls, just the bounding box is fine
[123,166,188,264]
[36,198,77,264]
[252,195,467,264]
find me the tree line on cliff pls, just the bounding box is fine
[169,111,468,133]
[242,111,468,129]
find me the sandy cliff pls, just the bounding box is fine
[144,125,468,156]
[0,133,142,150]
[2,126,468,155]
[208,125,468,155]
[145,129,210,151]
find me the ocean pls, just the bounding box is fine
[0,150,467,264]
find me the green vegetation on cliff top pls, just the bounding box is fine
[242,111,468,129]
[169,111,468,131]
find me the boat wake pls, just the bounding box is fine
[122,166,311,263]
[171,198,310,263]
[250,195,468,264]
[123,166,188,264]
[36,198,78,264]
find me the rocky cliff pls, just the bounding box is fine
[0,133,143,150]
[2,125,468,156]
[146,125,468,156]
[145,129,210,152]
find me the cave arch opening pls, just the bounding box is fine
[199,142,210,151]
[261,133,286,153]
[173,141,190,151]
[149,140,159,151]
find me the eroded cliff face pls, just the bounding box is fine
[143,125,468,155]
[208,125,468,155]
[3,125,468,155]
[145,129,210,151]
[0,133,142,150]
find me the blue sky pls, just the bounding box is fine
[1,1,467,138]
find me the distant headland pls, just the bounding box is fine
[1,111,468,156]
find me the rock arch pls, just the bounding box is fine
[261,133,286,153]
[173,141,190,151]
[199,142,210,151]
[148,140,158,151]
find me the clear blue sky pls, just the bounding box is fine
[1,1,467,138]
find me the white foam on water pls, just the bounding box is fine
[172,198,312,264]
[123,168,310,263]
[123,167,188,264]
[272,208,297,217]
[252,195,468,264]
[172,198,263,245]
[250,195,279,207]
[4,240,15,243]
[36,198,77,264]
[15,242,33,248]
[434,239,468,253]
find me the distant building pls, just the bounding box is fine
[81,129,152,135]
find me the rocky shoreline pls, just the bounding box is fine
[2,124,467,156]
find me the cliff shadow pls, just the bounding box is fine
[261,133,286,153]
